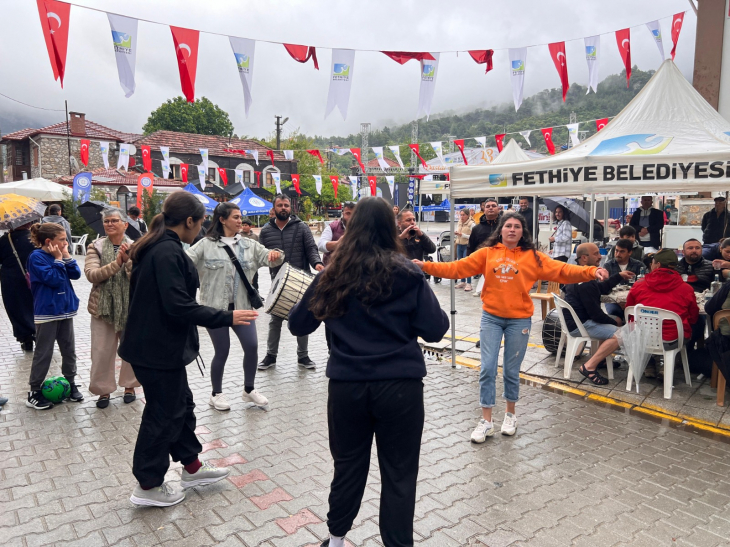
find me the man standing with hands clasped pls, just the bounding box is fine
[629,196,664,249]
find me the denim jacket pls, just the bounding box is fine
[186,235,284,310]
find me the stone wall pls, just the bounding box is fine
[34,136,119,180]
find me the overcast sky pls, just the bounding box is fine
[0,0,696,140]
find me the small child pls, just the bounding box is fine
[26,222,83,409]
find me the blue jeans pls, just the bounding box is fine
[456,244,471,283]
[479,311,532,408]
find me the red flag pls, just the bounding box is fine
[255,171,261,187]
[136,173,154,209]
[408,144,428,168]
[307,149,324,164]
[495,134,505,153]
[671,12,685,61]
[453,139,468,165]
[541,128,555,155]
[291,174,301,195]
[217,168,228,186]
[141,145,152,172]
[596,118,608,132]
[180,163,189,183]
[367,176,377,196]
[548,42,569,101]
[615,28,631,88]
[266,150,275,166]
[283,44,319,69]
[350,148,365,171]
[36,0,71,87]
[170,26,199,102]
[468,50,494,74]
[330,175,339,198]
[79,139,90,167]
[381,51,435,65]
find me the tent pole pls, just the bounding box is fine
[533,195,538,242]
[603,197,608,245]
[589,193,595,241]
[450,187,456,369]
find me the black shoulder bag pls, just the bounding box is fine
[221,244,264,309]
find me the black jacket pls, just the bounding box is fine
[118,231,232,369]
[402,232,436,261]
[701,208,730,244]
[603,257,644,283]
[259,215,322,277]
[0,230,34,282]
[288,257,449,381]
[468,215,500,254]
[629,207,664,248]
[520,207,539,238]
[563,274,623,333]
[677,257,715,292]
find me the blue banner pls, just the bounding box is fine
[73,172,92,204]
[407,177,415,205]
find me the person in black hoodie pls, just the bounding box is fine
[289,197,449,547]
[119,192,257,508]
[467,198,501,254]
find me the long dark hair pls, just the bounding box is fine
[129,192,206,261]
[308,197,408,320]
[482,211,542,266]
[553,204,571,223]
[206,202,240,240]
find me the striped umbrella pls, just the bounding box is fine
[0,193,48,230]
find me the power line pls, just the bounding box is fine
[0,91,65,112]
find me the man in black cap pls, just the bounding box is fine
[701,196,730,245]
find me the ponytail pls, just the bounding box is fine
[29,222,65,248]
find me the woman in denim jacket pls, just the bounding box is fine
[187,203,284,411]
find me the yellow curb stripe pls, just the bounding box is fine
[520,373,549,386]
[642,401,680,416]
[587,393,633,409]
[545,381,587,397]
[677,414,722,428]
[631,407,684,423]
[680,421,730,437]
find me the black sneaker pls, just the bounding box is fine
[258,354,276,370]
[66,384,84,402]
[298,357,316,369]
[21,340,34,352]
[26,391,54,410]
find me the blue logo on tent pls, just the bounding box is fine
[488,174,507,187]
[511,60,524,71]
[589,134,673,156]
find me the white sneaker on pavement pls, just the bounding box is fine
[130,482,185,507]
[501,412,517,436]
[242,389,268,406]
[180,461,230,488]
[470,419,494,443]
[209,393,231,411]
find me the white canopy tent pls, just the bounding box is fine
[0,178,71,201]
[491,138,535,165]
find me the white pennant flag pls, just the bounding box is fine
[385,176,395,198]
[229,37,255,117]
[645,20,665,63]
[107,14,138,98]
[474,137,486,149]
[325,49,356,120]
[430,142,445,166]
[160,146,170,179]
[372,147,389,169]
[333,148,350,156]
[271,172,281,194]
[417,53,440,120]
[234,169,244,185]
[566,123,580,147]
[518,131,532,147]
[245,149,259,165]
[349,176,359,200]
[283,150,294,161]
[100,141,110,169]
[388,146,404,169]
[423,175,433,182]
[584,35,600,94]
[200,149,209,174]
[508,48,527,111]
[198,164,206,190]
[313,175,322,195]
[117,143,130,170]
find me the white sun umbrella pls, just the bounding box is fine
[0,178,71,201]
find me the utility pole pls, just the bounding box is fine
[410,121,418,169]
[360,123,370,174]
[65,100,72,175]
[274,115,288,150]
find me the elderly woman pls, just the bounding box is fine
[85,208,139,408]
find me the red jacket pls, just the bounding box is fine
[626,268,699,341]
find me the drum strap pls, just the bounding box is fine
[221,244,264,309]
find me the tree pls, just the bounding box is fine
[142,190,165,226]
[143,97,234,136]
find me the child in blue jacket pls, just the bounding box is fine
[26,222,83,409]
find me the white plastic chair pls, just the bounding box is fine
[552,295,614,380]
[625,304,691,399]
[71,233,88,256]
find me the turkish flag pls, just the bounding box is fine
[367,176,377,196]
[615,28,631,88]
[468,50,494,74]
[291,174,301,195]
[596,118,609,132]
[255,171,261,187]
[79,139,90,167]
[307,149,324,164]
[141,145,152,172]
[408,144,428,168]
[217,168,228,186]
[453,139,468,165]
[350,148,365,171]
[136,173,155,209]
[541,128,556,155]
[671,12,685,61]
[330,175,339,198]
[36,0,71,87]
[495,134,505,153]
[180,163,189,183]
[170,26,199,103]
[548,42,569,101]
[266,150,275,166]
[283,44,319,69]
[382,51,435,65]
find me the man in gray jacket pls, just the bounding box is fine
[258,194,324,370]
[42,204,73,243]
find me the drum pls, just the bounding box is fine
[265,264,315,319]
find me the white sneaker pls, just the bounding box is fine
[209,393,231,411]
[180,461,230,488]
[455,282,465,289]
[130,482,185,507]
[470,419,494,443]
[501,412,517,436]
[242,389,268,406]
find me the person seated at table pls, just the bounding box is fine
[626,249,699,378]
[678,239,714,292]
[563,243,634,385]
[607,225,644,262]
[711,239,730,281]
[603,238,645,318]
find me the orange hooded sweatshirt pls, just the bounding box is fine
[422,243,598,319]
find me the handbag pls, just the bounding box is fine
[8,232,31,289]
[221,243,264,309]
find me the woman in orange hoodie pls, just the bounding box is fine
[414,212,608,443]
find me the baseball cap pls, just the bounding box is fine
[715,196,726,202]
[652,249,678,269]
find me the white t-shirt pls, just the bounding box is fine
[638,208,652,242]
[619,263,628,272]
[220,236,239,303]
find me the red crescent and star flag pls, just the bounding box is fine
[307,149,325,165]
[468,50,494,73]
[367,176,377,196]
[141,145,152,172]
[330,175,339,198]
[453,139,468,165]
[180,163,189,183]
[266,150,275,166]
[350,148,365,171]
[596,118,609,131]
[217,168,228,186]
[548,41,569,101]
[381,51,435,64]
[671,13,684,61]
[408,144,428,168]
[170,26,199,102]
[495,134,505,153]
[79,139,90,167]
[541,128,556,155]
[284,44,318,69]
[291,174,301,195]
[36,0,71,88]
[615,28,631,88]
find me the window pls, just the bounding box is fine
[242,170,251,183]
[208,168,216,179]
[15,145,27,166]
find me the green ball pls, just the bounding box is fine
[41,377,70,403]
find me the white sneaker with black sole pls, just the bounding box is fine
[501,412,517,436]
[130,482,185,507]
[470,419,494,443]
[242,389,268,406]
[26,391,54,410]
[209,393,231,411]
[180,461,230,488]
